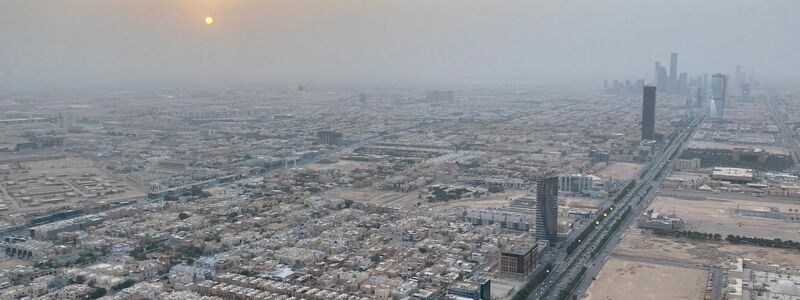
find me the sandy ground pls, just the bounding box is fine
[0,258,30,270]
[562,196,607,210]
[490,275,526,300]
[614,229,800,268]
[323,187,410,206]
[429,191,527,210]
[323,187,433,209]
[19,157,102,176]
[583,258,707,300]
[649,193,800,241]
[687,141,790,155]
[596,162,643,180]
[305,160,372,172]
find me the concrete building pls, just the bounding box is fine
[464,209,531,231]
[29,215,105,240]
[674,158,701,171]
[535,177,559,244]
[732,148,768,163]
[655,62,668,91]
[637,211,683,230]
[735,207,783,219]
[58,111,75,129]
[558,174,595,194]
[499,240,538,275]
[711,73,728,119]
[317,131,343,146]
[711,167,754,183]
[641,85,657,141]
[669,52,678,86]
[446,278,490,300]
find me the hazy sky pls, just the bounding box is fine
[2,0,799,88]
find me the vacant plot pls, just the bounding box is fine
[489,275,525,300]
[429,191,526,210]
[562,196,607,210]
[583,258,707,300]
[305,160,371,172]
[323,187,408,205]
[649,192,800,241]
[20,157,102,176]
[596,162,642,180]
[614,229,800,268]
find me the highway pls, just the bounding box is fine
[526,111,705,300]
[767,94,800,167]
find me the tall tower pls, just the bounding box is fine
[711,73,728,119]
[535,177,559,244]
[696,88,703,108]
[669,52,678,82]
[641,85,657,141]
[654,62,667,91]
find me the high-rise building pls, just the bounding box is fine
[358,93,367,104]
[669,52,678,82]
[58,111,75,129]
[735,65,743,91]
[654,62,660,87]
[655,62,667,90]
[741,83,751,98]
[711,73,727,119]
[696,88,703,108]
[641,85,657,141]
[679,72,688,94]
[535,177,559,244]
[558,174,595,194]
[317,131,343,146]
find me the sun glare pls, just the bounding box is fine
[204,17,214,25]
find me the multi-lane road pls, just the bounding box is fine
[527,112,705,300]
[767,94,800,166]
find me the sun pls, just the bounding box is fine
[204,17,214,25]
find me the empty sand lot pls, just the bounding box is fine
[323,187,411,206]
[583,258,707,300]
[596,162,643,181]
[430,191,526,210]
[649,192,800,241]
[614,229,800,268]
[305,160,372,172]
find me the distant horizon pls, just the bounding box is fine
[3,0,799,89]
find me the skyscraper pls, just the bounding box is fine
[711,73,727,119]
[654,62,667,91]
[696,88,703,108]
[669,52,678,83]
[58,111,75,129]
[641,85,657,141]
[735,65,743,91]
[679,72,688,93]
[535,177,559,244]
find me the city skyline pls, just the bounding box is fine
[2,1,800,89]
[2,2,800,300]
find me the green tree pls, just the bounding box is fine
[112,279,135,291]
[88,288,106,299]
